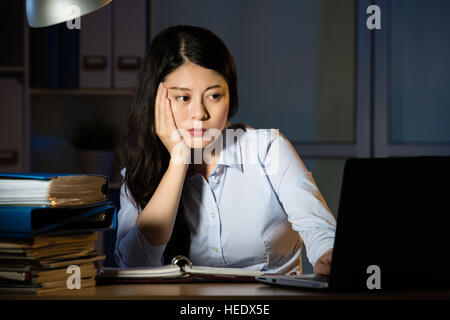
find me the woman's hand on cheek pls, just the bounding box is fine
[313,248,333,276]
[155,83,190,164]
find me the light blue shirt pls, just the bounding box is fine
[115,128,336,274]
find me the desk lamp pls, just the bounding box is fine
[26,0,111,28]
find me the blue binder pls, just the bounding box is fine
[0,172,115,238]
[0,201,117,239]
[0,172,107,180]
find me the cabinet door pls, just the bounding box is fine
[114,0,147,88]
[0,77,23,172]
[79,2,112,88]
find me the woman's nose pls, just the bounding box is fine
[191,97,209,120]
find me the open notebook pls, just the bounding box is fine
[97,255,264,283]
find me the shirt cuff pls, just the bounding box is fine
[115,224,167,267]
[308,236,335,267]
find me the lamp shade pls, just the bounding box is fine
[26,0,112,28]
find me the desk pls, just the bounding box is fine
[1,283,450,300]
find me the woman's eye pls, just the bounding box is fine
[176,96,189,102]
[208,93,222,100]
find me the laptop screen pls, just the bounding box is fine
[329,156,450,291]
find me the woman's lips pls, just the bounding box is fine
[187,129,207,136]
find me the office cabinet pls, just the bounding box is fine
[114,0,147,88]
[27,1,151,185]
[80,0,147,89]
[0,1,27,173]
[0,77,24,172]
[79,2,112,88]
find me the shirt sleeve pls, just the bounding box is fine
[114,169,167,267]
[262,131,337,267]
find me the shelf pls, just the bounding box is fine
[0,66,24,74]
[30,88,136,96]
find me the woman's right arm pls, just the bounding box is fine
[115,83,190,267]
[136,159,188,245]
[115,161,188,268]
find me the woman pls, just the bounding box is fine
[115,25,336,275]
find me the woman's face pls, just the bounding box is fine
[163,62,229,149]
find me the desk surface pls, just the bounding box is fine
[1,283,450,300]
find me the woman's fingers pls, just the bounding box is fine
[164,91,180,140]
[157,82,170,135]
[162,86,169,127]
[162,86,173,125]
[155,82,163,133]
[155,83,188,158]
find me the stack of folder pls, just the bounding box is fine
[0,173,117,294]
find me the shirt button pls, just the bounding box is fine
[211,213,216,218]
[213,248,218,253]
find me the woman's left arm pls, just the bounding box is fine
[262,131,336,274]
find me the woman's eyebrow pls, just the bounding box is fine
[168,84,222,92]
[168,86,190,91]
[204,85,222,91]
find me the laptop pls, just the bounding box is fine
[256,156,450,291]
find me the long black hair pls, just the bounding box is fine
[118,25,245,262]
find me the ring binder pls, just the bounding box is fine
[171,255,193,273]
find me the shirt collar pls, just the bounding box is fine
[217,131,243,172]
